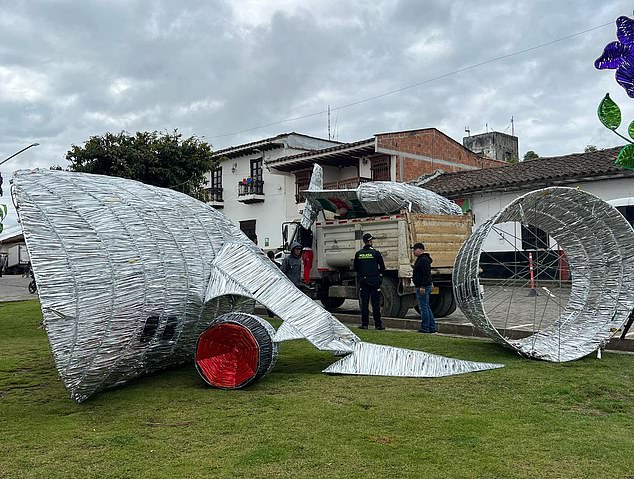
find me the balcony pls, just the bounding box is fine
[237,179,264,204]
[202,187,224,208]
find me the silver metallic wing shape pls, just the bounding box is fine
[324,342,503,376]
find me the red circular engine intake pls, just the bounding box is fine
[195,322,260,389]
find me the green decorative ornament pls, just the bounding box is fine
[615,144,634,169]
[597,93,621,130]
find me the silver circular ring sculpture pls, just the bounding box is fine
[453,187,634,362]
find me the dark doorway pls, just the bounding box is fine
[240,219,257,244]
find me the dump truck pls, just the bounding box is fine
[282,211,472,318]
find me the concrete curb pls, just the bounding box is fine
[256,307,634,354]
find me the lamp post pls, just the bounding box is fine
[0,143,40,167]
[0,143,39,197]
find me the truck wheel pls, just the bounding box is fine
[358,277,402,318]
[319,282,345,311]
[379,277,402,318]
[431,286,454,318]
[320,296,345,311]
[396,294,414,318]
[444,293,457,316]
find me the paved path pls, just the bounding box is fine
[0,275,34,302]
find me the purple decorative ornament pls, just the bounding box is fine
[595,16,634,98]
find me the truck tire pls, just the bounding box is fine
[396,294,414,318]
[415,287,455,318]
[358,276,402,318]
[319,282,346,311]
[431,286,454,318]
[320,296,345,311]
[444,293,457,316]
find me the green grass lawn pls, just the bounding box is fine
[1,300,634,479]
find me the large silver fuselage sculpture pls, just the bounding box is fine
[14,169,502,402]
[453,187,634,362]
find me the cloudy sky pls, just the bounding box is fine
[1,0,633,230]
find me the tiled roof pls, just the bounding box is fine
[266,138,375,172]
[212,132,295,156]
[212,132,341,158]
[423,146,633,197]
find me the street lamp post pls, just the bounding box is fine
[0,143,40,167]
[1,143,39,197]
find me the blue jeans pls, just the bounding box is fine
[416,286,436,332]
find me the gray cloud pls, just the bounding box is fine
[1,0,633,231]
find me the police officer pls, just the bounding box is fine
[353,233,386,330]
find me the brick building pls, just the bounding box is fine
[267,128,504,203]
[209,128,504,249]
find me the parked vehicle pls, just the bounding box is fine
[282,212,472,318]
[6,244,29,274]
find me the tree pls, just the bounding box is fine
[584,145,598,153]
[66,130,217,199]
[523,150,540,161]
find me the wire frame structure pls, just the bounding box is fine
[13,169,263,401]
[13,169,503,402]
[195,312,278,389]
[357,181,463,216]
[453,187,634,362]
[301,164,462,224]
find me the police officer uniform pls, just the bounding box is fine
[353,233,386,329]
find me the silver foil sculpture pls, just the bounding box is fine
[301,165,462,222]
[300,164,323,229]
[13,169,502,402]
[453,187,634,362]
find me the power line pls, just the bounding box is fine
[208,21,613,140]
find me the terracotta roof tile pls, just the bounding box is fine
[423,147,632,197]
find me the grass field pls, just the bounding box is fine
[1,300,634,479]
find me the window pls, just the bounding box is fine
[250,158,263,182]
[295,169,312,203]
[371,157,390,181]
[237,158,264,196]
[206,167,223,202]
[521,224,549,250]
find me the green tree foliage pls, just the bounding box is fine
[66,130,217,199]
[584,145,598,153]
[523,150,540,161]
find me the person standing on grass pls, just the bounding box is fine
[412,242,436,333]
[353,232,385,330]
[280,242,303,287]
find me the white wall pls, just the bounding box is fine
[212,135,342,249]
[469,177,634,253]
[218,150,296,249]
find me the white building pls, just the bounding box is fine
[202,133,340,250]
[424,146,634,276]
[207,128,504,250]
